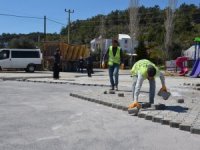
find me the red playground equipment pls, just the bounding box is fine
[175,56,189,76]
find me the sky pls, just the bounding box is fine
[0,0,199,34]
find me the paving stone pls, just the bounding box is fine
[98,100,104,104]
[170,120,182,128]
[101,101,107,105]
[161,117,172,125]
[196,83,200,86]
[122,106,128,111]
[93,99,99,103]
[179,123,192,131]
[105,102,113,107]
[118,93,124,97]
[103,91,107,94]
[177,99,184,103]
[109,90,115,94]
[145,113,154,120]
[111,104,118,108]
[190,126,200,134]
[128,107,139,115]
[72,94,77,98]
[141,103,151,109]
[137,111,147,118]
[157,90,171,100]
[152,115,163,123]
[117,105,123,110]
[82,96,87,100]
[88,98,94,102]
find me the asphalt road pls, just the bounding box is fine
[0,81,200,150]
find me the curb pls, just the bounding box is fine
[70,93,128,112]
[16,79,110,87]
[70,93,200,135]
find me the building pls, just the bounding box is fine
[90,34,138,55]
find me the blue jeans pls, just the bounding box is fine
[108,64,120,88]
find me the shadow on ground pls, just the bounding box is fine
[165,105,189,113]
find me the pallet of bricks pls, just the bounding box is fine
[42,42,89,72]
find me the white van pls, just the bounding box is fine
[0,49,42,72]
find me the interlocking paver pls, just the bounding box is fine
[12,71,200,135]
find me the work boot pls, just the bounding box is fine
[115,85,118,91]
[128,101,141,109]
[110,86,114,90]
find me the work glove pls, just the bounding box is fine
[120,63,124,69]
[128,101,141,109]
[160,85,167,92]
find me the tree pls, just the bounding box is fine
[149,49,165,65]
[0,42,4,48]
[135,39,148,61]
[8,37,36,49]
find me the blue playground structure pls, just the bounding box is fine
[189,37,200,77]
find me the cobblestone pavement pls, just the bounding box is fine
[1,69,200,135]
[16,76,200,135]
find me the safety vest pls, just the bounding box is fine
[131,59,159,79]
[108,46,120,66]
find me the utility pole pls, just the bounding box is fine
[129,0,139,66]
[165,0,177,60]
[44,16,46,42]
[100,15,106,68]
[65,9,74,44]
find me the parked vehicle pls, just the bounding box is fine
[43,42,89,72]
[0,49,42,72]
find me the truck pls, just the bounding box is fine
[43,42,89,72]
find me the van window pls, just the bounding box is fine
[0,50,10,60]
[11,51,40,58]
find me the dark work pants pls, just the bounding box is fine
[87,64,92,77]
[53,63,60,79]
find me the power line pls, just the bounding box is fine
[0,13,66,26]
[0,13,43,19]
[46,18,65,26]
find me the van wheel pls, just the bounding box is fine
[26,64,35,73]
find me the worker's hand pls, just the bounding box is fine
[160,85,167,92]
[121,63,124,69]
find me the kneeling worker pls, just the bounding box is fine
[128,59,168,109]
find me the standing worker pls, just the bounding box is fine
[78,56,84,73]
[102,39,124,90]
[128,59,168,109]
[53,48,61,80]
[86,53,93,77]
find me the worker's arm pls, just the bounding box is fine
[120,48,124,64]
[102,49,109,62]
[134,73,144,101]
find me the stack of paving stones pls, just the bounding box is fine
[15,78,200,135]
